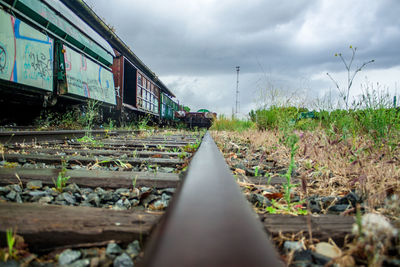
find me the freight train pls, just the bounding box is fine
[0,0,214,127]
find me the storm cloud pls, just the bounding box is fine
[85,0,400,116]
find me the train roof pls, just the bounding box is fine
[42,0,115,57]
[0,0,115,66]
[59,0,176,98]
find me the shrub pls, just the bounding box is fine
[210,115,255,132]
[253,106,307,131]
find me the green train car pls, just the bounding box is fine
[160,92,181,124]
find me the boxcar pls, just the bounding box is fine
[0,0,116,122]
[112,53,161,121]
[59,0,178,124]
[0,0,180,125]
[160,92,181,124]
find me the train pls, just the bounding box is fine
[0,0,215,127]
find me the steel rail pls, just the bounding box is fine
[143,132,282,267]
[0,129,138,144]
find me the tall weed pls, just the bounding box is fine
[251,106,307,131]
[210,115,255,132]
[252,95,399,147]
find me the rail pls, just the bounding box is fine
[0,129,138,143]
[143,132,281,266]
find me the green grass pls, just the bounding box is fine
[76,135,104,147]
[137,115,151,130]
[249,106,308,131]
[316,108,400,146]
[248,105,400,146]
[34,99,102,130]
[246,78,400,146]
[210,115,256,131]
[6,228,16,260]
[53,157,70,192]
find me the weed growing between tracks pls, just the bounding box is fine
[137,115,151,130]
[281,134,300,210]
[0,228,17,261]
[33,99,101,130]
[77,100,102,145]
[53,157,71,192]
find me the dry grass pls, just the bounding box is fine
[211,128,400,214]
[212,128,400,265]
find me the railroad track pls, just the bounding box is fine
[0,129,140,144]
[0,130,354,266]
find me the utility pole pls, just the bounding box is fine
[235,66,240,117]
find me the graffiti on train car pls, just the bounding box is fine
[25,46,52,81]
[0,43,7,73]
[17,0,113,64]
[0,9,53,91]
[63,45,116,105]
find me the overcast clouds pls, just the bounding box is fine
[84,0,400,116]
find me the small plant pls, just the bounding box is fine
[77,135,104,147]
[265,199,307,215]
[75,100,101,142]
[132,175,138,189]
[265,172,272,185]
[254,166,260,177]
[170,147,179,153]
[326,45,374,110]
[295,207,308,215]
[178,151,188,159]
[156,144,165,150]
[0,144,5,161]
[6,228,16,261]
[183,139,201,153]
[53,157,70,192]
[82,100,100,134]
[138,115,151,130]
[90,159,132,170]
[181,166,188,172]
[147,164,159,174]
[280,134,299,208]
[115,159,131,169]
[104,118,115,131]
[266,206,278,214]
[3,162,19,168]
[34,110,58,130]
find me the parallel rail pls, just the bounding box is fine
[0,130,195,252]
[0,129,138,143]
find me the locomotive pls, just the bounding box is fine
[0,0,190,126]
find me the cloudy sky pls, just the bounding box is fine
[84,0,400,117]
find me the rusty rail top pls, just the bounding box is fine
[143,132,281,267]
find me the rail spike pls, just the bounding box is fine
[143,131,282,267]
